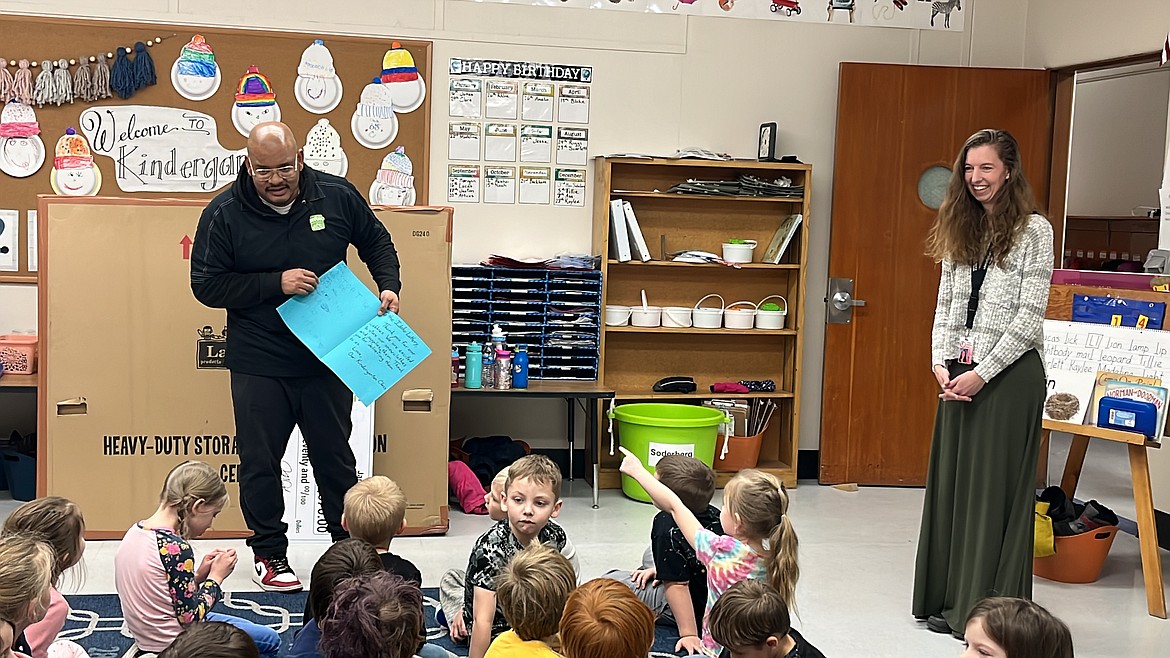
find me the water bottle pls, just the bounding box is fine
[464,341,482,389]
[450,349,460,388]
[494,349,513,390]
[481,342,496,388]
[491,324,507,354]
[513,344,529,389]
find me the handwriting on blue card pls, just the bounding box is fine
[278,262,430,405]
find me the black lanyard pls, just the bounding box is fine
[965,253,992,330]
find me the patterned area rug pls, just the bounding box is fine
[60,589,686,657]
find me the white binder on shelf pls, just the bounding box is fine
[609,198,632,262]
[622,200,652,261]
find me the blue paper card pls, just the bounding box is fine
[278,262,431,405]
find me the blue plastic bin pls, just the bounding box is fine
[1,449,36,501]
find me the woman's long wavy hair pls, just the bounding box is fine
[926,128,1042,267]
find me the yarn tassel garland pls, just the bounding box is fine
[91,53,111,100]
[131,41,156,91]
[0,60,12,103]
[52,58,73,105]
[12,60,33,105]
[33,59,54,106]
[109,47,134,99]
[73,55,92,102]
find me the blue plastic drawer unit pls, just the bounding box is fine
[451,266,601,381]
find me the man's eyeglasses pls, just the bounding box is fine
[249,163,299,180]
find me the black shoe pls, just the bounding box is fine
[926,615,953,635]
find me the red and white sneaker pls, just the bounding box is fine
[253,555,302,592]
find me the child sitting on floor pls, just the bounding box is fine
[604,455,722,654]
[0,535,57,658]
[708,580,824,658]
[158,621,259,658]
[621,453,799,658]
[114,461,280,656]
[319,572,426,658]
[2,497,90,658]
[303,476,421,625]
[559,578,655,658]
[486,543,576,658]
[962,597,1073,658]
[289,539,382,658]
[461,455,577,658]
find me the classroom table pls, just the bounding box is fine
[452,380,615,508]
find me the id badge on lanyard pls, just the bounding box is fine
[960,254,990,366]
[958,336,974,365]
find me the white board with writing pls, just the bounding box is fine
[1043,320,1170,424]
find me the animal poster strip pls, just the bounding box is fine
[449,0,965,31]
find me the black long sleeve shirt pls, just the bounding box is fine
[190,165,401,377]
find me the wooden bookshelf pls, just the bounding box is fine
[593,157,811,488]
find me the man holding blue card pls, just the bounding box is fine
[190,121,400,592]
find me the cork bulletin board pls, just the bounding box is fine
[0,14,432,283]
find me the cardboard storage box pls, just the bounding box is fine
[38,198,451,537]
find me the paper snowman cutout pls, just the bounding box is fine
[0,102,47,178]
[295,40,343,114]
[380,42,426,113]
[232,65,281,138]
[49,128,102,196]
[350,79,399,149]
[368,146,416,206]
[171,35,221,101]
[303,119,348,177]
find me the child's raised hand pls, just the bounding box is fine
[618,447,645,476]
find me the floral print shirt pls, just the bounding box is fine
[153,527,221,624]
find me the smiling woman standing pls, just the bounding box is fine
[911,129,1054,639]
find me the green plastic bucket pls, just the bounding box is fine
[611,403,728,503]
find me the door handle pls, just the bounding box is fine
[826,277,864,324]
[831,291,867,311]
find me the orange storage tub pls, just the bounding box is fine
[714,430,764,472]
[1034,526,1119,584]
[0,335,37,375]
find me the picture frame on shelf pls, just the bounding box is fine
[762,213,803,264]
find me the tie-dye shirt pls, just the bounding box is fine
[693,528,766,657]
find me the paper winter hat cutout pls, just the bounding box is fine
[295,40,343,114]
[235,65,276,106]
[368,146,416,206]
[171,34,221,101]
[50,127,101,196]
[303,118,348,177]
[0,102,47,178]
[232,65,281,138]
[350,79,398,149]
[379,41,425,113]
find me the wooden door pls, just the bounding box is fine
[819,63,1054,485]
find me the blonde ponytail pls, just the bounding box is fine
[725,470,800,610]
[159,461,228,539]
[766,512,799,609]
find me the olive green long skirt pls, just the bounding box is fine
[911,349,1045,633]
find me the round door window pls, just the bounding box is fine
[917,165,951,210]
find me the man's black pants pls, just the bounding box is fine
[230,371,357,557]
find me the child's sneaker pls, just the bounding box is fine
[253,555,302,592]
[1075,500,1119,531]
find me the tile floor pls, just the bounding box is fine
[6,434,1170,657]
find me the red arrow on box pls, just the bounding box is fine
[180,235,192,260]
